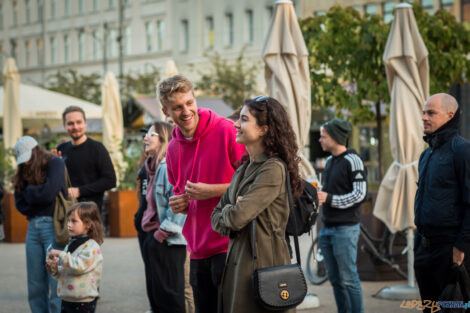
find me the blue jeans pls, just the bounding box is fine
[319,224,364,313]
[26,216,61,313]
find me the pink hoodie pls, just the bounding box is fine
[166,108,245,259]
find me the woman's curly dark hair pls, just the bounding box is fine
[242,96,302,199]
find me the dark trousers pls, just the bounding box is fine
[190,253,226,313]
[143,234,186,313]
[61,298,97,313]
[414,234,458,313]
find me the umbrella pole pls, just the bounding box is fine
[407,228,416,287]
[374,227,419,300]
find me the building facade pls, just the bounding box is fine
[1,0,466,87]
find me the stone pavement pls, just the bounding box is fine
[0,236,413,313]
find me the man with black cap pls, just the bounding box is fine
[414,93,470,311]
[318,118,368,313]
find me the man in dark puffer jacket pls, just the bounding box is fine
[414,93,470,312]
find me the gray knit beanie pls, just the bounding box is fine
[322,118,352,146]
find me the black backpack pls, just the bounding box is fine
[286,180,319,236]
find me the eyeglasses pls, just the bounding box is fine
[144,132,159,138]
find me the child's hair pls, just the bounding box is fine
[67,202,105,245]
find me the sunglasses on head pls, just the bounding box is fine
[254,96,269,102]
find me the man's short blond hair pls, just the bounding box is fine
[158,75,194,107]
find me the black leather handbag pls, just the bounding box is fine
[251,166,307,311]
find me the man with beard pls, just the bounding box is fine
[56,106,116,211]
[414,93,470,311]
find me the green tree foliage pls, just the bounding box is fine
[300,2,470,178]
[120,64,160,101]
[47,69,102,104]
[196,50,260,109]
[412,3,470,94]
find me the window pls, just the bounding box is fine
[245,10,253,44]
[37,0,43,22]
[78,32,85,61]
[314,11,326,16]
[93,30,99,60]
[264,5,273,31]
[224,13,233,47]
[365,3,378,15]
[64,0,70,17]
[51,0,55,19]
[10,39,17,58]
[421,0,434,9]
[93,0,98,12]
[50,36,56,64]
[25,40,31,66]
[79,0,84,14]
[109,0,114,9]
[205,16,214,48]
[124,0,131,5]
[25,0,31,24]
[37,38,43,65]
[124,25,131,55]
[441,0,453,6]
[108,29,116,57]
[64,34,70,63]
[13,0,18,26]
[145,22,153,52]
[157,19,165,51]
[181,19,188,51]
[383,2,394,23]
[351,5,361,12]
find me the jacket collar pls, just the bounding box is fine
[423,108,460,149]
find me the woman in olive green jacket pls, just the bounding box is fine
[211,96,303,313]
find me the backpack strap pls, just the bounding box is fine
[250,162,301,271]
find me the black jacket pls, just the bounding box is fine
[14,157,67,219]
[414,110,470,252]
[321,149,368,227]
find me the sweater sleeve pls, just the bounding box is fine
[454,143,470,252]
[326,153,368,209]
[211,182,233,237]
[211,160,284,232]
[58,240,103,276]
[78,143,116,197]
[21,157,66,205]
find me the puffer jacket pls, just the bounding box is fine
[414,109,470,252]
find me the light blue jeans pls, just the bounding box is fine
[319,224,364,313]
[26,216,61,313]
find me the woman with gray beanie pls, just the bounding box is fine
[12,136,66,313]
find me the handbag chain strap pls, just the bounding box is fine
[250,163,302,274]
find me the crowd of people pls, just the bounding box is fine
[9,73,470,313]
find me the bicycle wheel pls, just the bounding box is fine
[306,237,328,285]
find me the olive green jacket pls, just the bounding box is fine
[211,154,294,313]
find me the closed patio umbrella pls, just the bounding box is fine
[102,72,125,186]
[262,0,316,179]
[373,3,429,296]
[156,60,179,121]
[3,57,22,168]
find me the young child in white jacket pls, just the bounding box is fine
[46,202,104,313]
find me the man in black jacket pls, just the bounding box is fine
[56,106,116,210]
[318,118,368,313]
[414,93,470,310]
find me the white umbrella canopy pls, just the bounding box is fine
[2,58,22,152]
[156,60,179,122]
[0,84,102,129]
[102,72,125,186]
[262,0,316,178]
[373,3,429,233]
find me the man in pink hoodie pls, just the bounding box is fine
[159,75,245,313]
